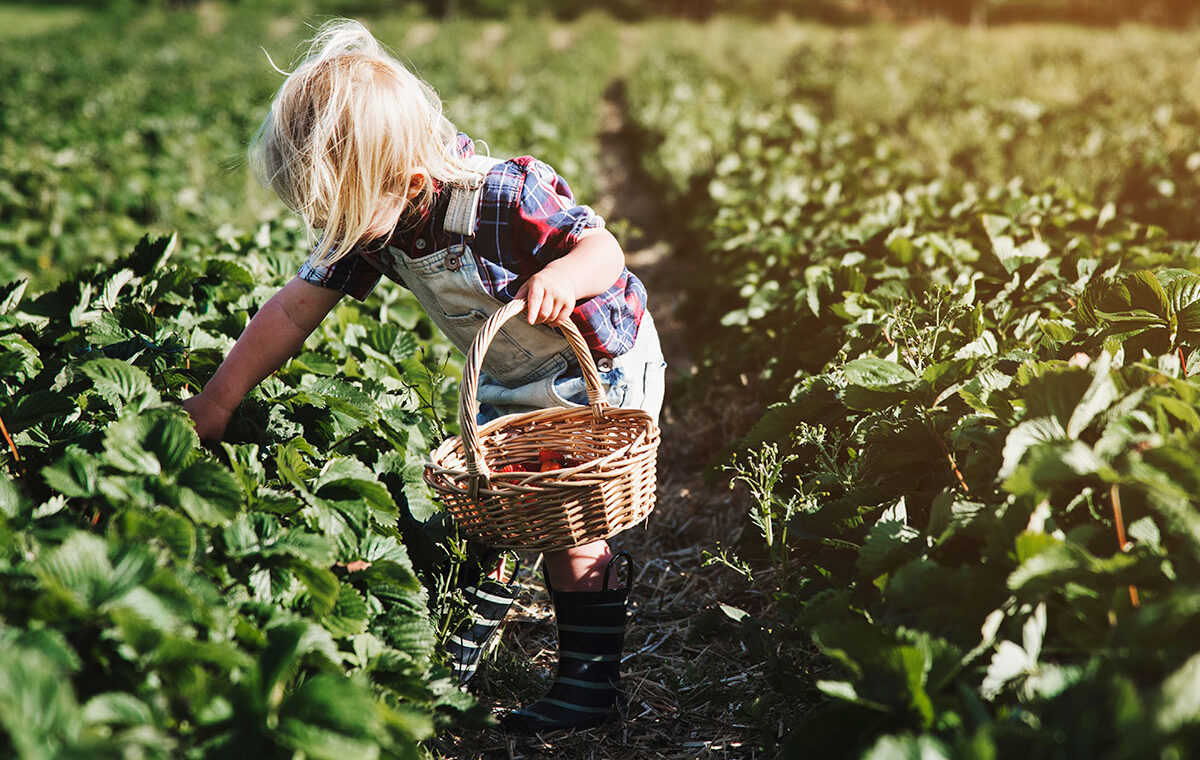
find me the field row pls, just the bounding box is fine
[623,21,1200,757]
[0,8,620,757]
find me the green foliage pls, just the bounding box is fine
[0,7,616,290]
[0,226,487,757]
[1,7,625,752]
[626,18,1200,758]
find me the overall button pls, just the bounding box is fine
[415,238,427,250]
[596,357,614,373]
[444,252,462,271]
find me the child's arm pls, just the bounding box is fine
[184,277,343,441]
[517,228,624,326]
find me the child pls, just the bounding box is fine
[183,20,665,733]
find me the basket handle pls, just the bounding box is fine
[459,298,609,496]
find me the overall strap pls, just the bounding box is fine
[445,154,504,237]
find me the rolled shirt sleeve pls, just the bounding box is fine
[511,158,605,266]
[296,249,382,302]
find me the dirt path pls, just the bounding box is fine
[436,87,772,760]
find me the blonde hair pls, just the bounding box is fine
[250,19,477,266]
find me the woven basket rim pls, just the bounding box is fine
[426,405,656,484]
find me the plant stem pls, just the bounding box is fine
[1109,484,1139,608]
[924,410,968,493]
[1179,347,1187,376]
[0,413,19,462]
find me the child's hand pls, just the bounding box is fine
[183,392,233,444]
[514,229,624,326]
[516,266,577,326]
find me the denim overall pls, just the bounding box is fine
[374,156,665,425]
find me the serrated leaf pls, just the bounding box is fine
[275,676,384,760]
[294,564,339,617]
[858,520,922,578]
[981,640,1035,700]
[1125,270,1171,317]
[1000,417,1066,479]
[0,278,28,314]
[82,358,159,413]
[205,259,255,286]
[41,448,99,498]
[145,411,199,472]
[109,507,197,560]
[257,622,338,708]
[82,692,153,726]
[115,233,176,277]
[8,389,75,434]
[815,680,889,711]
[96,268,135,311]
[862,734,954,760]
[325,584,369,638]
[1066,353,1118,438]
[844,357,918,387]
[102,417,162,476]
[176,460,242,524]
[33,533,153,609]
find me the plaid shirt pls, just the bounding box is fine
[297,135,647,359]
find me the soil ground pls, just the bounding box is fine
[434,88,782,760]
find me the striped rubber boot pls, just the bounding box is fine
[445,557,520,686]
[500,552,633,733]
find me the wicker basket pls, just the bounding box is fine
[425,299,660,552]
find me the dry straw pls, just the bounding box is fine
[426,299,660,552]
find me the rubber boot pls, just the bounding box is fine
[500,552,633,733]
[445,554,521,686]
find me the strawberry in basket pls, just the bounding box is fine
[495,449,575,474]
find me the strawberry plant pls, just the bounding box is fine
[0,226,492,758]
[625,20,1200,757]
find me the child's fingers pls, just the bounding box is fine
[538,294,558,323]
[524,280,544,324]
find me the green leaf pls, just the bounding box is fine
[858,520,923,578]
[108,507,197,560]
[204,259,255,287]
[82,358,160,413]
[325,585,369,638]
[176,460,242,525]
[0,475,24,519]
[374,593,435,663]
[1066,353,1118,439]
[145,411,199,473]
[844,357,918,387]
[1000,417,1066,479]
[0,278,28,314]
[862,734,954,760]
[1125,271,1171,317]
[102,416,162,475]
[1157,650,1200,731]
[0,640,80,757]
[294,564,340,617]
[42,448,99,498]
[81,692,153,726]
[275,676,385,760]
[114,233,176,277]
[256,622,339,709]
[815,680,889,711]
[33,532,153,609]
[6,389,73,434]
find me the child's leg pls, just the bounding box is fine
[543,539,615,591]
[502,549,634,732]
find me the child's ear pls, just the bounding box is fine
[405,170,429,200]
